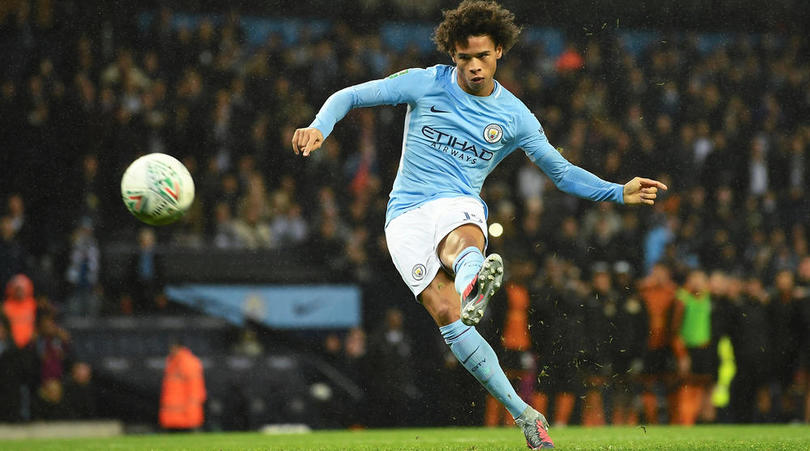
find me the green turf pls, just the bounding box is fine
[1,425,809,450]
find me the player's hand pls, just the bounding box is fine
[623,177,668,205]
[291,127,324,157]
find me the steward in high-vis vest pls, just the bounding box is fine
[159,341,206,430]
[3,274,36,349]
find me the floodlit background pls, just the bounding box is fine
[0,0,809,434]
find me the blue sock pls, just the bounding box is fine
[453,246,484,296]
[439,319,528,419]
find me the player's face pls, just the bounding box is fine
[452,35,502,96]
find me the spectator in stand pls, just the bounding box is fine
[67,154,104,230]
[270,202,308,247]
[768,269,804,421]
[101,48,149,90]
[159,338,206,431]
[311,217,348,276]
[36,313,72,386]
[0,80,21,185]
[551,216,587,269]
[64,217,101,317]
[795,257,810,423]
[671,269,715,425]
[31,377,70,420]
[516,157,545,208]
[644,214,678,275]
[342,327,369,427]
[0,274,40,422]
[707,271,736,420]
[516,206,549,264]
[211,201,240,249]
[747,137,770,198]
[586,261,648,426]
[321,332,343,369]
[609,262,647,425]
[0,313,23,422]
[5,194,30,250]
[304,139,346,201]
[0,215,29,289]
[531,257,583,427]
[126,227,163,313]
[367,308,418,427]
[232,201,273,249]
[728,274,773,423]
[637,263,678,424]
[3,274,37,350]
[581,262,617,426]
[555,43,583,73]
[63,361,97,419]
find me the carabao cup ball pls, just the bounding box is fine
[120,153,195,226]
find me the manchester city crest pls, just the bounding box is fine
[484,123,503,143]
[412,263,426,281]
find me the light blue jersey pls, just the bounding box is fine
[310,64,624,226]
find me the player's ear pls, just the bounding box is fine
[495,45,503,59]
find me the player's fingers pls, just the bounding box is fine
[298,130,312,156]
[300,133,312,157]
[291,129,301,154]
[639,177,668,191]
[302,134,322,157]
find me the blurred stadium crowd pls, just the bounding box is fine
[1,0,810,427]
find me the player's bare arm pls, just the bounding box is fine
[291,127,324,157]
[623,177,668,206]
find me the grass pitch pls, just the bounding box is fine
[1,424,809,450]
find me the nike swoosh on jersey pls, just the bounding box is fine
[430,105,449,113]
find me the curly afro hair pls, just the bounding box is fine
[432,0,522,55]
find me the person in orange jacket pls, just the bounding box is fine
[2,274,37,349]
[637,263,678,424]
[159,339,206,430]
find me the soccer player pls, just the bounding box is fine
[292,1,666,447]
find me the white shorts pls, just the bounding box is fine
[384,196,488,297]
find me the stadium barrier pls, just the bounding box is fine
[65,316,364,429]
[0,421,123,440]
[164,284,361,329]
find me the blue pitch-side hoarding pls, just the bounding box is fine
[166,284,361,329]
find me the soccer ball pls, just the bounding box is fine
[121,153,195,226]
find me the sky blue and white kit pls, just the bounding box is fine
[310,63,622,426]
[309,64,625,228]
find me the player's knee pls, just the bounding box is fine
[440,224,485,263]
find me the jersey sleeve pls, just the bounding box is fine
[518,112,625,204]
[309,67,436,139]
